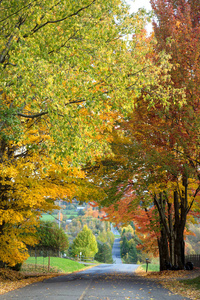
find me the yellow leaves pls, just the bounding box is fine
[0,165,19,179]
[176,20,181,28]
[148,183,165,195]
[36,16,41,25]
[0,209,24,224]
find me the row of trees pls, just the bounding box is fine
[33,221,114,264]
[90,0,200,270]
[0,0,199,269]
[0,0,162,266]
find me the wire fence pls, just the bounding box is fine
[23,248,94,272]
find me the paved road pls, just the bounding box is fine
[0,238,190,300]
[0,264,190,300]
[112,238,122,264]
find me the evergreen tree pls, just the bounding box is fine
[120,236,129,257]
[127,239,137,263]
[95,242,113,263]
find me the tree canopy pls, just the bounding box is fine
[0,0,190,267]
[90,0,200,270]
[71,224,98,258]
[35,221,69,253]
[0,0,179,266]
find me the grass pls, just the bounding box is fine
[140,263,160,272]
[22,257,88,273]
[40,214,56,221]
[180,276,200,291]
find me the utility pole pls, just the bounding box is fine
[58,199,61,228]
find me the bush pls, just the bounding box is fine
[9,263,22,271]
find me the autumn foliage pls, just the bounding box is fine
[93,0,200,270]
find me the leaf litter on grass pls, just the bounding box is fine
[135,266,200,300]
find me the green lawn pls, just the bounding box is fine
[180,276,200,291]
[141,263,160,272]
[22,257,88,273]
[40,214,56,221]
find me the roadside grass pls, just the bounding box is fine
[180,276,200,291]
[140,263,160,272]
[0,257,99,295]
[22,257,89,273]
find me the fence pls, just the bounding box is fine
[185,254,200,268]
[22,248,61,272]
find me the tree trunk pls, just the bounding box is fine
[158,227,170,271]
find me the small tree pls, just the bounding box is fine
[36,221,69,254]
[120,236,129,258]
[95,242,113,263]
[71,225,98,259]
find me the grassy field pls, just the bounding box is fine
[40,214,56,221]
[22,257,88,273]
[41,211,78,222]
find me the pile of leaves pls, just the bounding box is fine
[0,268,59,295]
[0,268,24,281]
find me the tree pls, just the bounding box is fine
[90,0,200,270]
[127,239,138,263]
[120,235,129,258]
[149,0,200,269]
[0,0,188,267]
[98,94,200,270]
[95,242,113,263]
[36,221,69,253]
[0,0,175,266]
[71,224,98,259]
[97,229,115,247]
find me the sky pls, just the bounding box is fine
[126,0,153,33]
[126,0,152,13]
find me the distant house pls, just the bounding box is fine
[76,206,85,211]
[66,219,72,224]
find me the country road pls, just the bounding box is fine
[112,238,123,264]
[0,239,191,300]
[0,264,190,300]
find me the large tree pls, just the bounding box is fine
[149,0,200,269]
[90,0,200,271]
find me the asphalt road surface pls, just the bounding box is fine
[0,239,191,300]
[112,238,122,264]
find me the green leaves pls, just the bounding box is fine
[71,224,98,258]
[0,0,177,166]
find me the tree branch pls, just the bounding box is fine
[0,0,37,23]
[27,0,96,36]
[17,111,48,118]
